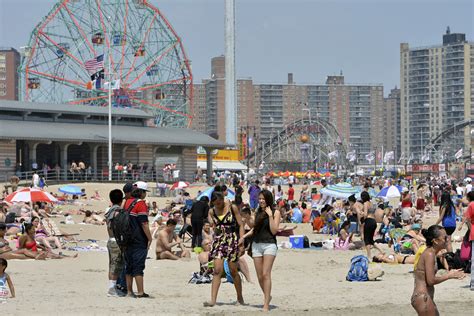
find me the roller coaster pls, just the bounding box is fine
[246,118,350,171]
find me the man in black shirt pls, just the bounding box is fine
[190,196,210,248]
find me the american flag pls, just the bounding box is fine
[85,54,104,74]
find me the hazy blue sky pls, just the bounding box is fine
[1,0,472,94]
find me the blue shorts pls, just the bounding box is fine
[124,247,147,277]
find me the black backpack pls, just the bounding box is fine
[110,199,138,249]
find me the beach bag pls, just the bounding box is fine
[346,255,369,282]
[110,200,138,249]
[460,240,471,261]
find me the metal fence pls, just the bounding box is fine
[0,169,164,187]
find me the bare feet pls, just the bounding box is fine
[35,252,48,260]
[203,301,215,307]
[263,296,272,312]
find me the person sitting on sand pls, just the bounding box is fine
[198,239,252,283]
[0,223,47,260]
[82,210,105,225]
[202,221,214,242]
[335,221,363,250]
[31,216,63,253]
[18,223,77,259]
[155,219,190,260]
[152,215,166,239]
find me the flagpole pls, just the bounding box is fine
[108,49,112,181]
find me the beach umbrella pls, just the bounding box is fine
[355,187,378,199]
[170,181,190,190]
[320,182,360,199]
[5,188,57,203]
[282,171,290,177]
[197,186,235,200]
[310,180,321,186]
[324,172,332,177]
[376,185,402,199]
[58,185,84,195]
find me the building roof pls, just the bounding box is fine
[0,119,226,148]
[0,100,154,119]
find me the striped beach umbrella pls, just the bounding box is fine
[320,182,360,199]
[5,188,57,203]
[170,181,190,190]
[376,185,402,199]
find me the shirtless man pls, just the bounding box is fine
[155,219,190,260]
[202,221,214,242]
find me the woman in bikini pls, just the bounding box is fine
[204,191,245,307]
[18,223,76,259]
[411,225,464,316]
[31,216,63,253]
[0,223,47,260]
[373,253,415,264]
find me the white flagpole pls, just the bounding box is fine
[108,53,112,181]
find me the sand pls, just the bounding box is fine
[1,182,472,315]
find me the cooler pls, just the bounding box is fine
[289,235,304,249]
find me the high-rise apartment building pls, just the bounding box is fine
[193,56,385,162]
[191,83,207,133]
[0,47,20,100]
[400,28,473,161]
[382,88,401,159]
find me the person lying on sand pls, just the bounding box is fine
[372,253,415,264]
[82,211,105,225]
[155,219,190,260]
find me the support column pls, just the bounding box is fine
[28,142,41,170]
[59,143,70,180]
[206,148,214,185]
[90,144,100,179]
[121,145,128,164]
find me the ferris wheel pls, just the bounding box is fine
[19,0,193,127]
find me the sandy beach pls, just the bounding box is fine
[1,182,472,315]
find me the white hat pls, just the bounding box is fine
[133,181,149,192]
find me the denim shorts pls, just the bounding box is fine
[252,242,277,257]
[124,247,148,276]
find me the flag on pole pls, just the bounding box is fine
[383,151,394,163]
[454,148,463,160]
[407,153,414,164]
[328,150,338,160]
[365,151,375,163]
[85,54,104,74]
[346,150,356,162]
[104,79,121,90]
[398,152,405,164]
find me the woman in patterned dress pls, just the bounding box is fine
[204,191,245,307]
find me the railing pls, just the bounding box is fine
[0,169,173,187]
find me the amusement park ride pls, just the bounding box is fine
[19,0,193,128]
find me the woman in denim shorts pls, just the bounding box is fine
[239,189,280,311]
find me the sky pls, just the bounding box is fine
[0,0,473,95]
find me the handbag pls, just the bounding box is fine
[460,239,472,261]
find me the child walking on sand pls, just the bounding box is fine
[0,258,15,302]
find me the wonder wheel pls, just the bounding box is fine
[19,0,193,127]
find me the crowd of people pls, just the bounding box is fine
[0,172,473,313]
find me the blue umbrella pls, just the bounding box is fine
[197,187,235,200]
[59,185,84,195]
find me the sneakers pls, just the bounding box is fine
[107,287,126,297]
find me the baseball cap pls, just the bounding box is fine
[123,182,134,193]
[133,181,149,192]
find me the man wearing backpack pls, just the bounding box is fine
[124,181,152,298]
[105,189,126,297]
